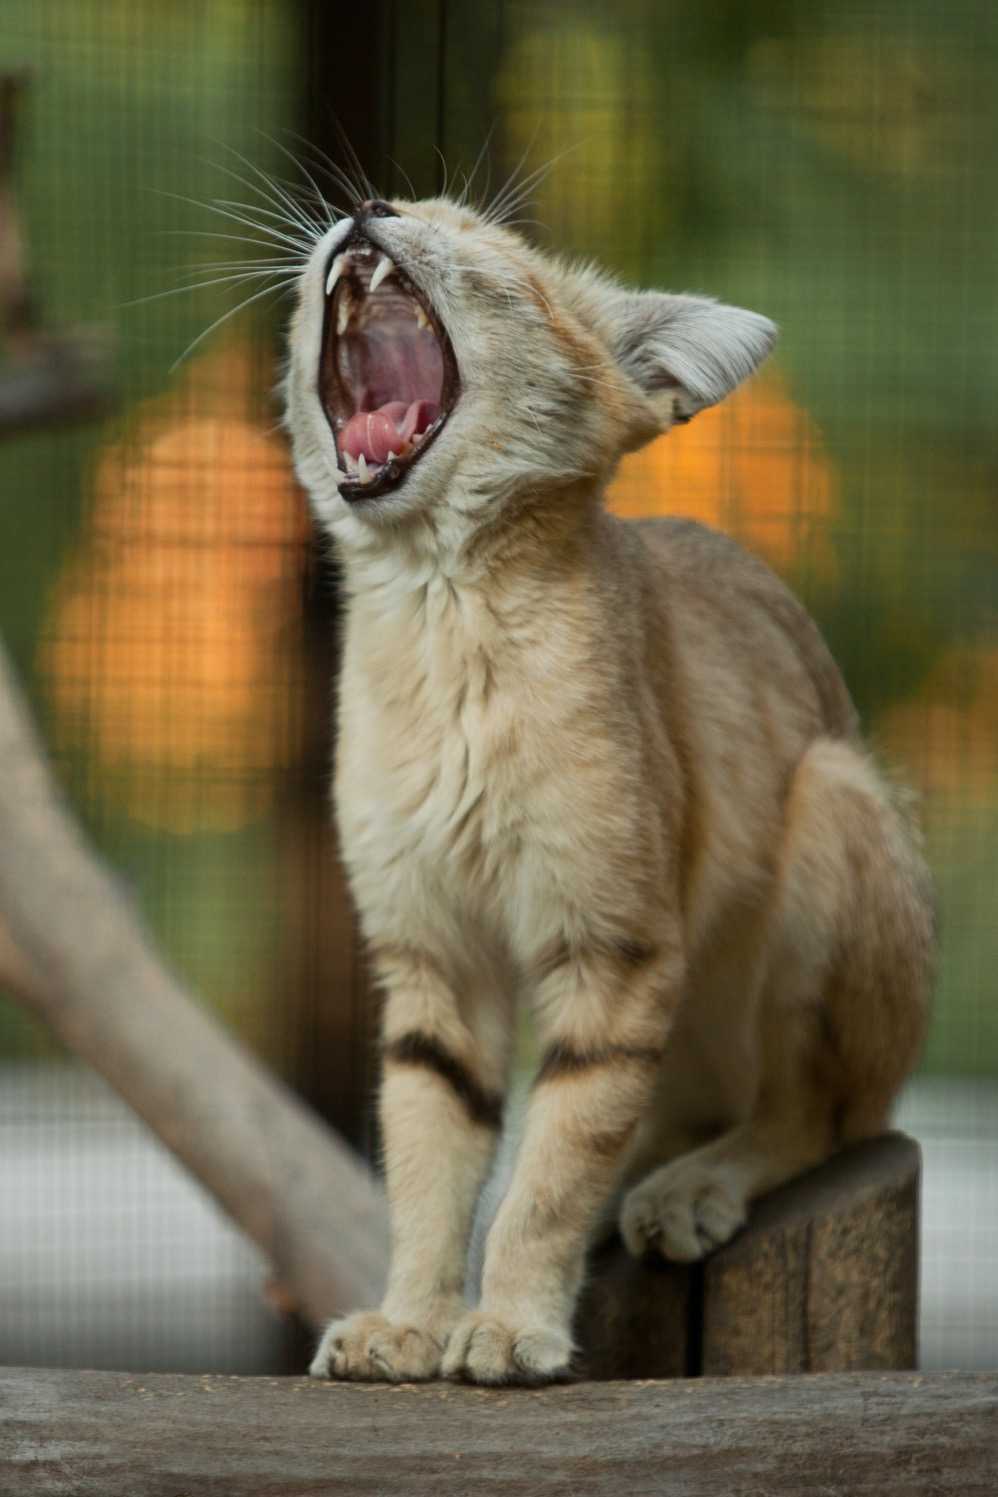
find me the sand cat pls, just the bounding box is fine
[283,192,935,1386]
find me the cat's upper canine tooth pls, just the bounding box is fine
[369,255,394,294]
[414,304,429,331]
[325,254,346,297]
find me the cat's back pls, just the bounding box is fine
[625,514,859,743]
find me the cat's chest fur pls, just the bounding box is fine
[335,567,544,916]
[333,552,647,957]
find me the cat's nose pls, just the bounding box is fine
[358,199,399,220]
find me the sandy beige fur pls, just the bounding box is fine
[284,197,935,1385]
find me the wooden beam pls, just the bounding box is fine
[3,1367,995,1495]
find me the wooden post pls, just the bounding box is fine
[577,1132,920,1380]
[701,1132,919,1375]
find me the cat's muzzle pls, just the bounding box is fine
[319,232,460,502]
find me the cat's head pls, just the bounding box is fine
[284,196,776,539]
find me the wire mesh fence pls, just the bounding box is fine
[1,0,996,1372]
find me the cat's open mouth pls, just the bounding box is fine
[319,237,459,501]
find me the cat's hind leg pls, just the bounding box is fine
[621,738,935,1262]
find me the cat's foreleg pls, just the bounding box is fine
[443,934,683,1384]
[310,943,509,1381]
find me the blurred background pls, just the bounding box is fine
[0,0,995,1373]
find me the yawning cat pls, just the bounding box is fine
[284,193,935,1386]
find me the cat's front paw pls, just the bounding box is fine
[309,1311,445,1383]
[441,1311,573,1386]
[620,1161,747,1262]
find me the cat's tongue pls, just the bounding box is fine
[341,400,439,464]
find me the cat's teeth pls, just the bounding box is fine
[387,450,398,463]
[343,451,359,475]
[325,254,346,297]
[337,296,352,336]
[414,304,429,331]
[369,255,394,294]
[357,453,370,483]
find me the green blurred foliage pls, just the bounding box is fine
[485,0,998,1074]
[0,0,301,1059]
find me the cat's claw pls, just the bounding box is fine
[442,1311,573,1386]
[309,1311,444,1382]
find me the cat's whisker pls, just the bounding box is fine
[209,196,318,238]
[286,131,367,209]
[212,140,326,225]
[150,188,314,254]
[496,217,549,234]
[487,143,580,227]
[160,228,310,259]
[124,268,298,310]
[433,146,451,201]
[254,129,342,232]
[333,120,379,204]
[168,277,297,372]
[463,124,497,213]
[207,146,326,242]
[387,155,417,203]
[185,257,304,273]
[483,128,538,224]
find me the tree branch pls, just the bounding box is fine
[0,642,389,1327]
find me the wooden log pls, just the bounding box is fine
[2,1366,995,1496]
[577,1132,919,1379]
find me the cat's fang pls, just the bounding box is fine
[325,254,347,297]
[369,255,394,294]
[357,453,370,483]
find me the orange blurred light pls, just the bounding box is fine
[40,341,308,834]
[878,646,998,805]
[607,368,838,579]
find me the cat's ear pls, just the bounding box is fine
[605,289,776,423]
